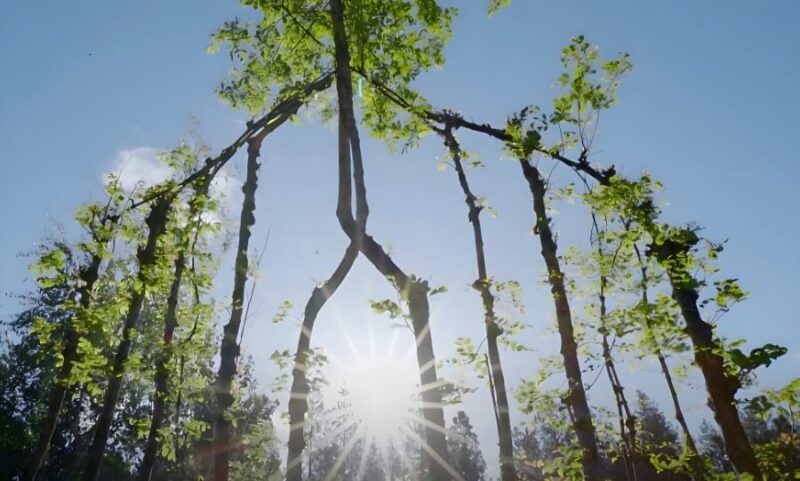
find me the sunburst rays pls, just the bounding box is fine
[289,315,468,480]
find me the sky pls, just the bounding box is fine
[2,0,800,478]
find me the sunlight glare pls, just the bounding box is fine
[333,331,419,447]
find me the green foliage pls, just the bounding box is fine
[210,0,454,150]
[368,298,404,320]
[504,106,545,159]
[514,386,585,481]
[727,343,788,379]
[447,411,487,481]
[711,277,748,311]
[272,299,293,323]
[635,390,680,458]
[552,35,631,149]
[487,0,510,16]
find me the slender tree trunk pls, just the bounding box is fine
[212,134,265,481]
[137,180,211,481]
[519,159,601,481]
[22,219,114,481]
[649,230,760,479]
[172,354,191,480]
[83,198,172,481]
[328,1,450,478]
[600,327,640,481]
[656,354,700,452]
[444,126,517,481]
[631,244,699,458]
[591,219,637,478]
[136,251,186,481]
[600,330,636,447]
[64,389,91,477]
[286,243,358,481]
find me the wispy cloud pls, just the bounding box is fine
[105,146,237,200]
[105,146,171,193]
[103,146,239,231]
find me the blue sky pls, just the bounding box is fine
[2,0,799,477]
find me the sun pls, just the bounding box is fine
[339,353,418,441]
[305,320,469,481]
[331,333,420,447]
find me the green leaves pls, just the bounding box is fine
[272,300,293,323]
[368,298,404,319]
[712,278,748,311]
[728,343,787,374]
[210,0,455,150]
[556,35,632,114]
[504,105,545,159]
[454,336,478,362]
[548,36,632,153]
[487,0,511,16]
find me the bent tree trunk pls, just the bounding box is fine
[520,159,601,480]
[286,243,358,481]
[22,215,118,481]
[328,1,450,479]
[649,230,760,479]
[444,127,517,481]
[212,134,264,481]
[83,198,172,481]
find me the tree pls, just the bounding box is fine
[2,256,78,480]
[21,206,121,481]
[208,75,333,481]
[137,147,216,481]
[440,125,517,481]
[513,426,542,481]
[208,0,456,476]
[635,391,679,458]
[447,411,487,481]
[211,132,262,481]
[83,196,174,481]
[328,1,451,479]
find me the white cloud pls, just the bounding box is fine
[106,147,172,193]
[210,169,236,203]
[105,146,238,199]
[103,146,241,232]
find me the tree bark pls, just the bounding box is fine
[206,87,330,479]
[519,159,601,481]
[328,1,450,479]
[649,230,760,479]
[591,219,636,477]
[22,214,117,481]
[444,126,517,481]
[285,242,358,481]
[83,198,172,481]
[211,134,264,481]
[631,244,699,459]
[136,251,185,481]
[656,353,698,454]
[137,179,211,481]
